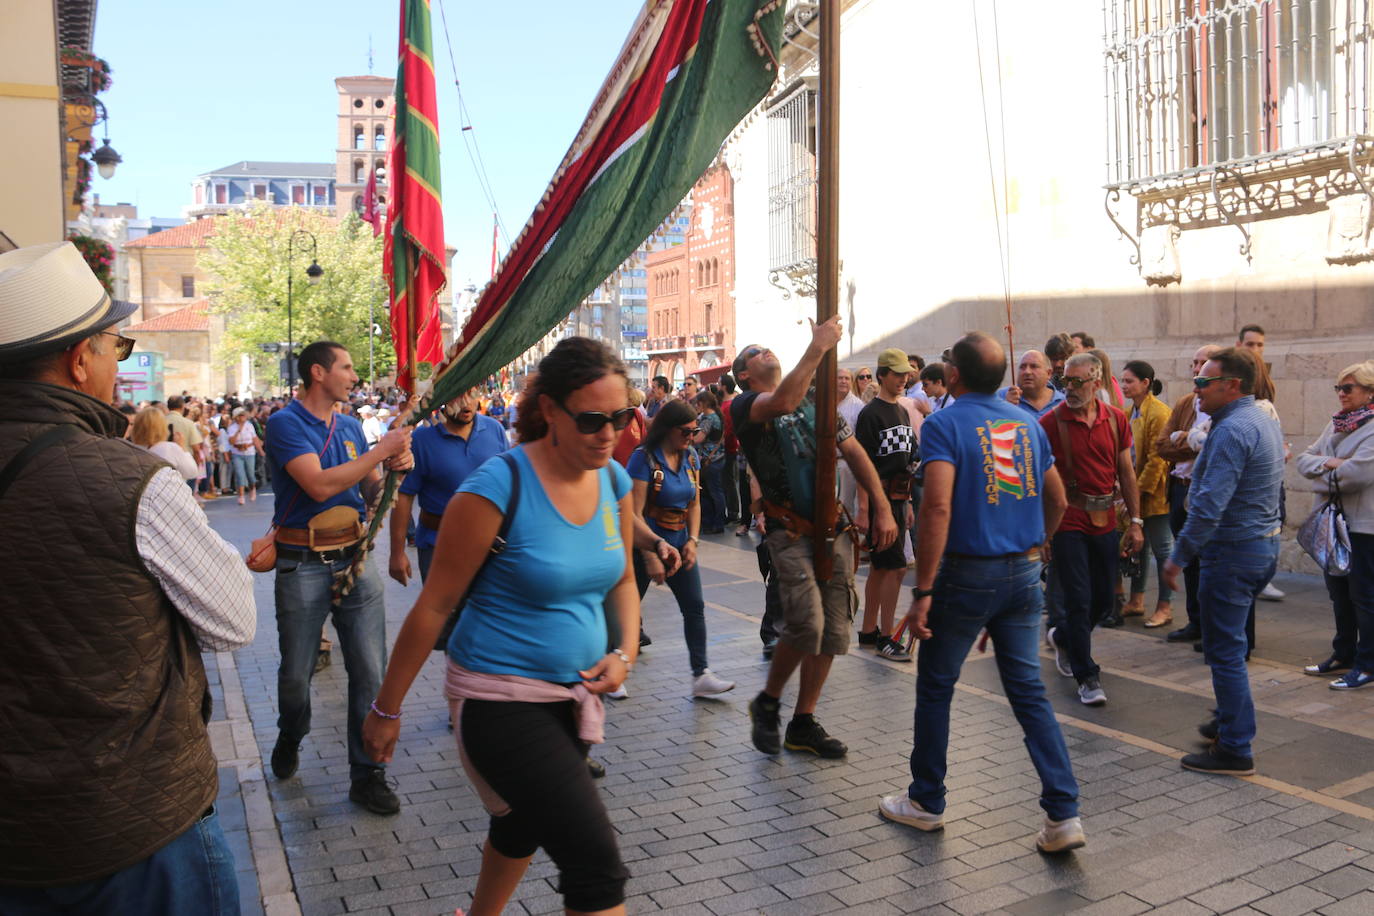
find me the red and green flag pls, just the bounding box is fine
[383,0,447,394]
[422,0,783,403]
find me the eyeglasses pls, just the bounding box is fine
[1062,376,1094,389]
[677,426,700,437]
[1335,383,1365,394]
[97,330,136,361]
[740,346,763,362]
[556,401,634,434]
[854,374,872,381]
[1193,375,1238,389]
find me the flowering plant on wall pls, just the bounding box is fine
[66,233,115,296]
[59,48,112,93]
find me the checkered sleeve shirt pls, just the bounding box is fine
[135,467,257,651]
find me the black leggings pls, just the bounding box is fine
[460,699,628,911]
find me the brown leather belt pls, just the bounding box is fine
[276,523,362,550]
[646,505,689,531]
[946,547,1040,560]
[419,508,444,530]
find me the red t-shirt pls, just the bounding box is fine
[721,397,739,456]
[1040,401,1132,535]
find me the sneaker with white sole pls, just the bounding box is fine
[878,793,944,831]
[1078,677,1107,706]
[606,684,629,699]
[1046,627,1072,678]
[1036,816,1086,853]
[692,669,735,697]
[1258,583,1285,601]
[876,635,912,662]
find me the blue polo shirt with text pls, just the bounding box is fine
[919,392,1055,556]
[400,414,510,550]
[266,400,369,528]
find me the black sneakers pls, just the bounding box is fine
[857,628,880,648]
[349,769,401,815]
[783,715,848,759]
[876,635,911,662]
[749,692,782,754]
[270,735,299,780]
[1181,746,1255,777]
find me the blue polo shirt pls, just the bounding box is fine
[626,446,699,548]
[996,385,1065,420]
[266,400,369,528]
[400,414,509,550]
[919,392,1055,555]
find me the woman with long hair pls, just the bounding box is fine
[1296,360,1374,688]
[363,337,639,916]
[628,398,735,698]
[1118,360,1174,627]
[693,389,728,534]
[129,407,198,481]
[1089,348,1126,412]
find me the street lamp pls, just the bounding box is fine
[286,228,323,394]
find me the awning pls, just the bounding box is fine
[688,364,730,385]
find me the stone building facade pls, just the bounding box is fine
[645,164,737,385]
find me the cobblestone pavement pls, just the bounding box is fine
[203,496,1374,915]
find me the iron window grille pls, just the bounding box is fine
[765,83,818,275]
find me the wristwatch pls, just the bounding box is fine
[1129,517,1144,526]
[911,586,935,600]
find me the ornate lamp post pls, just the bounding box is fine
[285,229,323,394]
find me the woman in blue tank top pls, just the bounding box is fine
[362,338,640,916]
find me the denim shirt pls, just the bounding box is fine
[1170,395,1283,566]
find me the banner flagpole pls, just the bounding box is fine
[812,0,840,580]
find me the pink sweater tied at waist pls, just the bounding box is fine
[443,659,605,744]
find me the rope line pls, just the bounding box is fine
[972,0,1015,362]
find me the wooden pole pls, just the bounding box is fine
[813,0,840,580]
[405,244,418,391]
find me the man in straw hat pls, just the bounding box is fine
[0,241,255,912]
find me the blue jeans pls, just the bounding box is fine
[230,452,256,490]
[908,555,1078,821]
[633,544,709,675]
[1324,532,1374,670]
[1052,529,1119,682]
[700,460,726,530]
[1129,514,1174,602]
[1199,535,1279,758]
[0,808,238,915]
[274,549,388,780]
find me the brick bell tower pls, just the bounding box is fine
[334,75,394,218]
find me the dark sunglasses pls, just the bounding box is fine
[740,346,764,362]
[96,330,136,361]
[1335,383,1365,394]
[677,426,700,436]
[854,373,872,381]
[1193,375,1238,389]
[556,401,634,434]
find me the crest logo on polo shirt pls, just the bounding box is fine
[345,440,358,460]
[602,498,623,551]
[977,419,1038,504]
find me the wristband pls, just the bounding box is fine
[687,535,699,545]
[911,586,935,600]
[609,649,633,670]
[1129,517,1144,526]
[369,699,401,720]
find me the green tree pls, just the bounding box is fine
[200,203,392,389]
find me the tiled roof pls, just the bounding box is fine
[200,161,335,179]
[125,300,210,333]
[125,217,220,249]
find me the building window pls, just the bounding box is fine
[353,98,364,109]
[214,184,227,204]
[313,184,327,205]
[704,302,713,334]
[353,159,365,183]
[765,84,817,272]
[353,125,366,150]
[1104,0,1357,184]
[252,184,267,200]
[292,185,306,205]
[374,126,387,151]
[181,275,195,298]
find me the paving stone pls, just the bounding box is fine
[1185,877,1267,912]
[1304,862,1374,898]
[1251,884,1338,916]
[1317,890,1374,916]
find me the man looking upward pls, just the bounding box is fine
[999,350,1065,420]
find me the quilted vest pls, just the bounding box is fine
[0,381,217,886]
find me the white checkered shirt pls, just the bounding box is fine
[135,467,256,651]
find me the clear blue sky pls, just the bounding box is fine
[92,0,645,287]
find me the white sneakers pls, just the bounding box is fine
[691,669,735,697]
[878,794,944,831]
[1036,816,1087,853]
[606,684,629,700]
[1259,583,1285,601]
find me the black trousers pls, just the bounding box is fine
[460,699,628,911]
[1168,478,1203,630]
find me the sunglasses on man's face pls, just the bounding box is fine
[94,330,136,361]
[1063,376,1094,389]
[1193,375,1238,389]
[556,401,634,435]
[1335,383,1365,394]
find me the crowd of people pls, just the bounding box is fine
[6,238,1374,915]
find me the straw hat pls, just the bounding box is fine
[0,241,136,360]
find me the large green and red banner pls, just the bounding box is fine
[384,0,447,393]
[423,0,784,403]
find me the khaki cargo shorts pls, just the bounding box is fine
[765,527,858,656]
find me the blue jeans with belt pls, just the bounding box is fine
[907,554,1079,822]
[274,548,388,780]
[1199,535,1279,759]
[0,808,238,915]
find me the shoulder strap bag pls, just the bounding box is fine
[1297,469,1352,576]
[433,451,521,650]
[245,416,338,572]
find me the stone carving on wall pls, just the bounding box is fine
[1325,194,1374,265]
[1140,223,1182,286]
